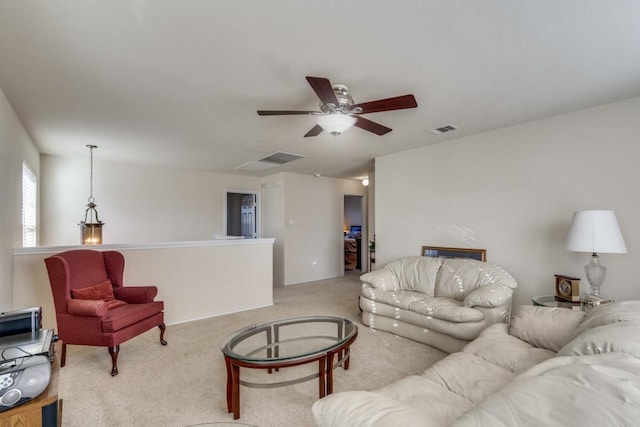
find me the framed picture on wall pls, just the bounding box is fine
[421,246,487,262]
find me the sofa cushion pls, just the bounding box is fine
[102,301,164,332]
[361,286,428,310]
[464,323,556,373]
[375,375,475,425]
[384,256,443,295]
[420,351,515,403]
[312,387,467,427]
[435,258,517,300]
[450,353,640,427]
[509,305,585,352]
[360,298,489,342]
[409,297,484,323]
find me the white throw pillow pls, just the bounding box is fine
[509,305,585,352]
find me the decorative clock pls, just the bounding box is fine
[554,274,580,302]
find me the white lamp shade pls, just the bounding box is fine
[565,210,627,254]
[317,114,356,136]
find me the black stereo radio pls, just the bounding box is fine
[0,355,51,411]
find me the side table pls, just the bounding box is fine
[532,295,582,310]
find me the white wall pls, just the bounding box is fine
[366,172,375,246]
[40,155,263,245]
[265,173,366,285]
[376,96,640,309]
[13,240,274,329]
[262,174,285,285]
[38,158,367,287]
[0,89,39,310]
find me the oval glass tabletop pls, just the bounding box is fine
[221,315,357,363]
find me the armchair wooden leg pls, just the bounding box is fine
[159,323,167,345]
[108,345,119,376]
[60,342,67,367]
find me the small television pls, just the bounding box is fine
[348,225,362,238]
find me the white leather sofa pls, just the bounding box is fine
[359,256,518,353]
[312,301,640,427]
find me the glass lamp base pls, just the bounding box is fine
[585,253,606,296]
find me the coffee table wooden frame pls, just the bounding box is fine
[221,316,358,419]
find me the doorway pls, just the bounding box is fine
[224,190,260,238]
[344,195,365,272]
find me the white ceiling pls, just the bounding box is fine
[2,1,640,180]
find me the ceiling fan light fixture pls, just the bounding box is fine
[317,114,356,136]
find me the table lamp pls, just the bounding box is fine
[564,210,627,297]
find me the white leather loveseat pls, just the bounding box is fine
[313,301,640,426]
[359,256,517,353]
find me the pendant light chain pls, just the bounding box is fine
[87,144,97,203]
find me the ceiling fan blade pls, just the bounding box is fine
[306,76,339,107]
[304,124,323,137]
[257,110,318,116]
[354,116,392,135]
[352,94,417,114]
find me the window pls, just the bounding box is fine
[22,162,37,247]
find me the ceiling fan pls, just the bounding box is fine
[257,76,418,137]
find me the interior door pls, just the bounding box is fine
[225,191,259,238]
[241,194,256,238]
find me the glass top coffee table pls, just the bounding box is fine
[220,315,358,419]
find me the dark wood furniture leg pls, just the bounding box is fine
[326,351,335,395]
[225,356,233,413]
[61,342,67,367]
[159,323,168,345]
[231,363,240,419]
[319,356,327,398]
[108,345,120,376]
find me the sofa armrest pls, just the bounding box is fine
[359,269,399,292]
[67,299,109,318]
[463,283,514,308]
[113,286,158,304]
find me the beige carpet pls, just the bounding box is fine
[58,272,445,426]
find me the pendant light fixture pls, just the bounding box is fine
[79,144,104,245]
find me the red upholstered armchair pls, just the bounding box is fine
[44,249,166,376]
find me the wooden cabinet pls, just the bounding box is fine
[0,344,61,427]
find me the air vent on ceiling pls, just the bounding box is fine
[260,152,305,165]
[430,124,459,135]
[235,151,305,172]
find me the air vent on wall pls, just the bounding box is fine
[430,124,459,135]
[235,151,305,171]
